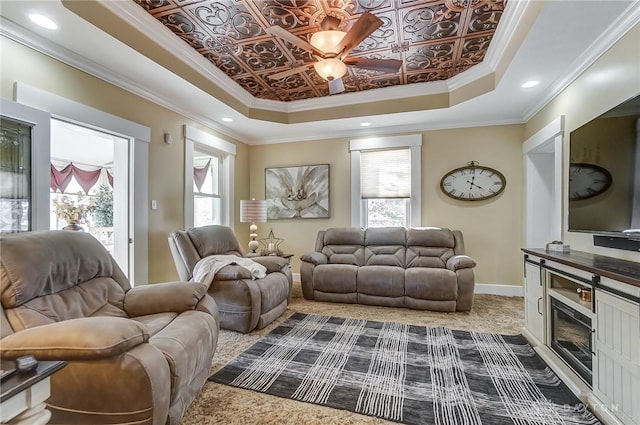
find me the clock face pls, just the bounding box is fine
[440,165,506,201]
[569,163,612,200]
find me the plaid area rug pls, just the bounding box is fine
[210,313,600,425]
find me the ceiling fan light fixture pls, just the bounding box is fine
[310,30,346,54]
[313,58,347,81]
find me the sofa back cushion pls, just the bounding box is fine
[0,231,130,331]
[364,227,406,267]
[321,228,365,266]
[187,225,244,259]
[406,228,456,268]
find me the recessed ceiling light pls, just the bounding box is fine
[521,80,539,89]
[360,122,372,127]
[221,117,233,123]
[28,13,58,30]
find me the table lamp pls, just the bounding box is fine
[239,199,267,253]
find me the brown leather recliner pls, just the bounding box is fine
[0,230,219,425]
[168,225,292,333]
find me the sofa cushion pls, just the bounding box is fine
[313,264,358,293]
[406,246,454,268]
[365,245,406,267]
[0,316,149,359]
[132,312,178,337]
[405,268,458,300]
[148,310,217,409]
[357,266,404,297]
[322,228,365,266]
[406,228,455,248]
[406,228,456,268]
[187,225,244,258]
[5,277,128,331]
[324,227,365,245]
[0,231,129,307]
[365,227,406,245]
[257,273,290,312]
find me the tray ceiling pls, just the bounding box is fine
[133,0,508,102]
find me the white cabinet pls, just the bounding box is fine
[522,248,640,425]
[593,288,640,425]
[524,255,545,344]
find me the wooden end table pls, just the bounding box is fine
[0,360,66,425]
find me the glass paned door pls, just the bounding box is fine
[0,118,32,232]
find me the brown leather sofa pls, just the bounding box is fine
[0,230,219,425]
[300,227,476,312]
[168,225,292,333]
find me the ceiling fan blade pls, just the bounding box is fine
[328,78,345,95]
[265,26,325,57]
[268,63,315,80]
[334,11,383,59]
[344,57,402,73]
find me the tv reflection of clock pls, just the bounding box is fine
[568,163,612,200]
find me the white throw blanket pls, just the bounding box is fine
[192,255,267,288]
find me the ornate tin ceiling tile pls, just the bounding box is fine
[132,0,508,101]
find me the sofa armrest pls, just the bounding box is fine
[300,251,328,266]
[446,255,476,271]
[0,317,148,360]
[196,294,220,323]
[124,281,209,316]
[212,264,253,280]
[250,256,288,273]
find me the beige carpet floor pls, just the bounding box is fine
[181,284,524,425]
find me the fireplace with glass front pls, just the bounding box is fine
[546,267,595,387]
[549,297,593,385]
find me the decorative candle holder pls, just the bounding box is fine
[259,229,284,256]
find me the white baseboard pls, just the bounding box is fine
[292,273,523,297]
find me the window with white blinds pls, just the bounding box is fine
[360,148,410,199]
[349,134,422,228]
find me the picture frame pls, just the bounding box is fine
[265,164,330,219]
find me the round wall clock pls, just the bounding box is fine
[440,161,506,201]
[568,163,612,200]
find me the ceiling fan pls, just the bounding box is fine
[266,11,403,95]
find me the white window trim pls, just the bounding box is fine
[184,125,235,230]
[14,82,150,286]
[349,134,422,228]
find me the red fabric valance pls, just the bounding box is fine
[51,163,112,194]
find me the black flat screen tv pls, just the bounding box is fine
[568,94,640,241]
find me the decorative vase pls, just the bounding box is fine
[63,223,84,232]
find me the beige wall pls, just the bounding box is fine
[5,20,637,285]
[1,37,250,282]
[524,23,640,262]
[247,138,350,273]
[249,125,525,286]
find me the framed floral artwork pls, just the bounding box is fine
[265,164,329,219]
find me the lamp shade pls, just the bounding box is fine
[240,199,267,223]
[310,30,346,54]
[313,58,347,81]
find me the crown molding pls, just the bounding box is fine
[252,79,450,113]
[102,0,522,115]
[101,0,255,107]
[0,16,248,143]
[251,116,525,146]
[522,0,640,122]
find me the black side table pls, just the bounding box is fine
[0,360,66,424]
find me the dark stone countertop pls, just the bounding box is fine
[522,248,640,288]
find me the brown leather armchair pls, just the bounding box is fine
[168,225,292,333]
[0,230,219,425]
